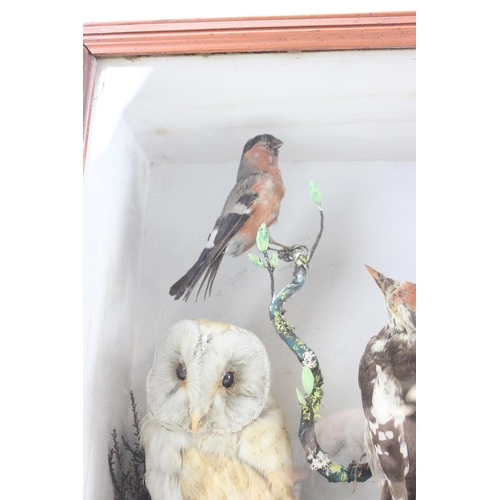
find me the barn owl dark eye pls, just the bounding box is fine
[222,371,235,388]
[176,363,186,381]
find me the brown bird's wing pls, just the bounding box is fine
[358,331,416,500]
[358,334,379,413]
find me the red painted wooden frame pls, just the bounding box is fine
[83,12,416,163]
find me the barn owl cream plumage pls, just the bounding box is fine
[140,319,296,500]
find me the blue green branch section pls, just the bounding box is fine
[249,182,372,485]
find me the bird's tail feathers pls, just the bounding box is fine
[169,250,209,301]
[169,249,225,302]
[196,253,224,301]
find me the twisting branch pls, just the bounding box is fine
[248,228,279,298]
[249,181,372,485]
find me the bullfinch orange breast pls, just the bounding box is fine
[169,134,285,301]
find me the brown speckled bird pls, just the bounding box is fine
[359,265,416,500]
[169,134,285,301]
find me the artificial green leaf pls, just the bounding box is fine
[302,365,315,395]
[296,388,307,406]
[309,181,322,209]
[256,223,269,252]
[270,253,279,268]
[248,254,265,268]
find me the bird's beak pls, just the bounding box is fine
[365,264,394,293]
[365,264,378,280]
[270,137,283,153]
[191,409,201,435]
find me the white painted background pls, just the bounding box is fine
[84,49,415,500]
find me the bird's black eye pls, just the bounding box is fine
[176,363,186,381]
[222,371,235,388]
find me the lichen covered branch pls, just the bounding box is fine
[251,182,372,485]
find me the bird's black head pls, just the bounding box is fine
[243,134,283,155]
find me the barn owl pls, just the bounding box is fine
[140,319,296,500]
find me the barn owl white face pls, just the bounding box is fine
[146,319,271,435]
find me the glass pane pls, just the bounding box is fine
[84,49,416,500]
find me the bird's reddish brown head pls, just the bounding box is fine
[238,134,284,179]
[365,264,416,329]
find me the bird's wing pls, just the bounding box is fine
[358,337,378,413]
[193,189,258,300]
[200,186,259,267]
[140,412,185,500]
[359,334,414,500]
[237,396,296,500]
[207,189,259,264]
[170,186,260,301]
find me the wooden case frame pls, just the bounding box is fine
[83,11,416,162]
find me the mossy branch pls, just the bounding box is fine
[251,182,372,485]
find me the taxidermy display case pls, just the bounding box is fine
[83,12,416,500]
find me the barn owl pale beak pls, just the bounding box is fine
[191,409,201,435]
